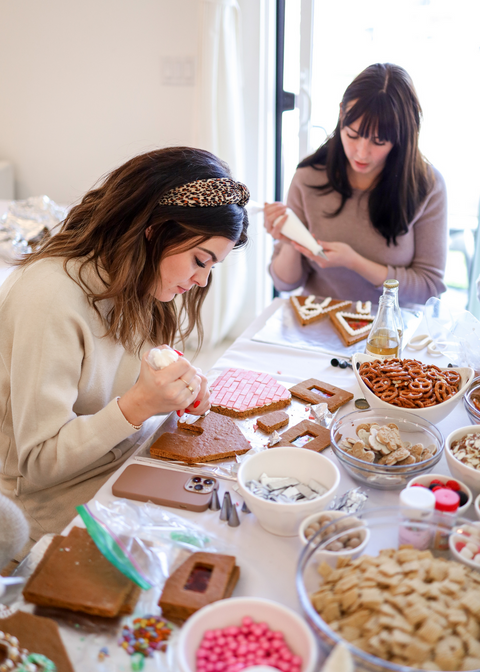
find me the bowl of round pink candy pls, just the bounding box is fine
[176,596,319,672]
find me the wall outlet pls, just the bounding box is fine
[162,57,195,86]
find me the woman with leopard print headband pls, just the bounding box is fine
[0,147,250,549]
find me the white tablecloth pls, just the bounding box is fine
[12,298,475,671]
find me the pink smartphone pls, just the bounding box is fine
[112,464,218,512]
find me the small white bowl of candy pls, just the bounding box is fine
[237,447,340,536]
[406,473,472,516]
[298,510,370,566]
[449,521,480,570]
[176,596,319,672]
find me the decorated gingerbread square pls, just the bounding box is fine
[290,295,352,326]
[330,301,375,346]
[289,379,353,412]
[209,368,291,419]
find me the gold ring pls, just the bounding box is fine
[180,378,195,393]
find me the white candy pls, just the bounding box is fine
[460,547,474,560]
[147,347,179,370]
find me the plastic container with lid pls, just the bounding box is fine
[433,487,460,550]
[398,486,435,550]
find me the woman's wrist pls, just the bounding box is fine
[272,243,304,285]
[350,250,388,286]
[116,391,149,430]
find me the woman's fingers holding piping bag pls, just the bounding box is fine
[264,202,289,240]
[183,369,211,416]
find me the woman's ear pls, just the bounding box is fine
[145,226,153,240]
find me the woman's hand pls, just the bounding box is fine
[290,239,388,286]
[290,240,359,269]
[117,353,211,427]
[183,368,210,416]
[264,202,291,242]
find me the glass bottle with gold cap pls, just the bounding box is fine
[383,279,404,351]
[365,293,401,359]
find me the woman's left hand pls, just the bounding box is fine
[290,239,358,269]
[182,368,211,416]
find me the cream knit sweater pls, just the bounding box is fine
[0,257,156,544]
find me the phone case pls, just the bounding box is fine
[112,464,217,512]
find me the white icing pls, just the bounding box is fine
[292,296,350,320]
[147,347,179,370]
[356,301,372,314]
[336,312,374,336]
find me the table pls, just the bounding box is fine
[11,298,476,671]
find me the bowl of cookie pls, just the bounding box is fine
[352,353,474,425]
[330,408,444,490]
[297,505,480,672]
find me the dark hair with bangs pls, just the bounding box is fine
[16,147,249,352]
[299,63,432,245]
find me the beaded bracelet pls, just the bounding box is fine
[116,397,143,431]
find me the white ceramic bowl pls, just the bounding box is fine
[449,521,480,571]
[298,510,370,567]
[352,353,474,425]
[475,493,480,520]
[445,425,480,495]
[406,472,473,515]
[176,597,319,672]
[237,447,340,536]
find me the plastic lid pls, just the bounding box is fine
[434,488,460,512]
[400,487,436,513]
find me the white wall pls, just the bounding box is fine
[0,0,199,204]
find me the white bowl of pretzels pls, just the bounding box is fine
[352,353,474,425]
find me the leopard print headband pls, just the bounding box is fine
[158,178,250,208]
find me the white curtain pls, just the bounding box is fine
[192,0,248,348]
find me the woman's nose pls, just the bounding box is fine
[356,137,369,158]
[192,267,210,288]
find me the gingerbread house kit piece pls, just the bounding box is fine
[23,527,138,617]
[330,300,375,347]
[289,379,353,412]
[290,295,352,326]
[256,410,289,433]
[150,411,251,463]
[210,368,291,419]
[0,611,75,672]
[159,551,240,623]
[276,420,331,452]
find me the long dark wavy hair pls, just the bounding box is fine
[299,63,433,245]
[17,147,249,353]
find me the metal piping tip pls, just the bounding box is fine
[228,504,240,527]
[219,491,232,521]
[209,488,221,511]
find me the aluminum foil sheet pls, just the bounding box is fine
[252,300,422,360]
[0,195,66,260]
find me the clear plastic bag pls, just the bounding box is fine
[424,296,480,370]
[77,499,222,590]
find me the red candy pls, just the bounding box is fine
[195,617,302,672]
[446,480,460,491]
[456,541,467,552]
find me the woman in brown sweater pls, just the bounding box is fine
[265,63,447,306]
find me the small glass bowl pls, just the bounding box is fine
[297,506,478,672]
[463,376,480,424]
[330,407,444,490]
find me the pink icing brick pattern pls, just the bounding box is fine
[195,615,302,672]
[210,369,291,413]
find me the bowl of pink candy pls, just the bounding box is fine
[176,596,318,672]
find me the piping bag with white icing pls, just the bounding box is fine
[146,345,207,424]
[275,208,328,259]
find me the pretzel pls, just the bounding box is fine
[359,358,461,410]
